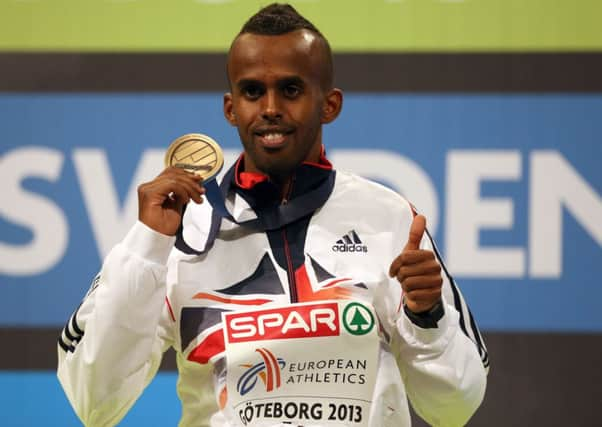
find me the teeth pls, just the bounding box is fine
[263,133,283,140]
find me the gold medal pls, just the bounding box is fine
[164,133,224,182]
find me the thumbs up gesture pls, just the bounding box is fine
[388,214,443,314]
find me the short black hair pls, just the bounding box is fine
[234,3,334,88]
[239,3,324,37]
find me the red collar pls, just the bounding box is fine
[235,147,333,190]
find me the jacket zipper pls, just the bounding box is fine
[282,229,298,303]
[281,176,298,303]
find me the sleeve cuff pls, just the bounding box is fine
[397,299,457,348]
[403,300,444,329]
[121,221,176,265]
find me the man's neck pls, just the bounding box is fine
[265,173,293,202]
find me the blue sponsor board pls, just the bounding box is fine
[1,94,601,331]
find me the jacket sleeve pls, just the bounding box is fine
[387,211,489,427]
[57,221,176,427]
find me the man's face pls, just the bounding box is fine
[224,30,342,179]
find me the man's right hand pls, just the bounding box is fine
[137,167,205,236]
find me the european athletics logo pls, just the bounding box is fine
[237,348,286,396]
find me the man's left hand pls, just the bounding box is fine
[388,214,443,314]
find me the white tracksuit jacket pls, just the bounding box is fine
[58,162,488,427]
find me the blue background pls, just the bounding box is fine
[1,94,601,331]
[0,372,180,426]
[1,93,601,426]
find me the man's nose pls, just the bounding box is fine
[261,90,282,121]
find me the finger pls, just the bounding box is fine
[389,249,435,277]
[399,274,443,293]
[405,288,442,305]
[155,173,205,200]
[162,182,192,208]
[404,214,426,251]
[170,177,205,204]
[177,173,206,199]
[395,258,441,283]
[404,288,442,313]
[160,167,205,186]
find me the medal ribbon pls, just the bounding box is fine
[175,164,336,255]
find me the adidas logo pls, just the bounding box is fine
[332,230,368,253]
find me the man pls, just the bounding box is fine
[58,4,488,426]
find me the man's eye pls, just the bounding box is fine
[243,86,263,99]
[283,85,301,98]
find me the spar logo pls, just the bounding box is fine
[237,348,286,396]
[342,302,375,336]
[225,302,340,343]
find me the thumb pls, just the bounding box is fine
[404,214,426,251]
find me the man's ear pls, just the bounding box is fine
[223,93,237,126]
[321,88,343,124]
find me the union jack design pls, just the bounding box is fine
[182,253,358,365]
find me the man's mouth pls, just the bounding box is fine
[255,129,293,148]
[259,132,285,147]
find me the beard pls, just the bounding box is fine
[239,128,321,182]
